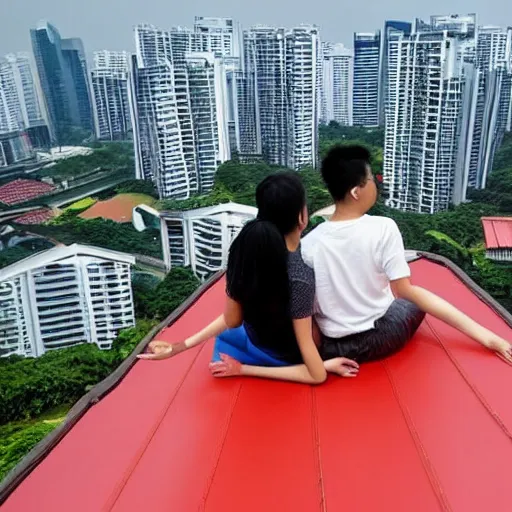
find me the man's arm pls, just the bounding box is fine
[390,278,512,363]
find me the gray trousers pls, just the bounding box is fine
[320,299,425,363]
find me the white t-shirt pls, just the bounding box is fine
[301,215,411,338]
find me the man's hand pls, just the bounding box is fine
[323,357,360,377]
[485,335,512,365]
[209,353,242,377]
[136,340,185,361]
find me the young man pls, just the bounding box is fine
[301,145,512,363]
[139,172,359,383]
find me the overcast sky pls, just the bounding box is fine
[1,0,511,60]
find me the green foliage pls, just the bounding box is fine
[116,179,159,198]
[19,216,162,259]
[0,318,157,426]
[319,122,385,147]
[0,246,43,270]
[39,143,134,180]
[110,319,159,362]
[0,344,114,424]
[0,421,59,481]
[134,267,200,320]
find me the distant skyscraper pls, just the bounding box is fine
[457,26,512,193]
[91,51,132,141]
[193,17,244,155]
[61,38,93,132]
[286,26,320,169]
[1,53,47,131]
[237,31,261,155]
[251,26,289,166]
[249,25,320,169]
[380,21,411,123]
[321,43,353,126]
[384,30,467,213]
[31,21,92,144]
[0,60,23,133]
[131,25,230,199]
[185,52,230,191]
[353,32,381,127]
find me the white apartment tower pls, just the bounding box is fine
[0,53,47,133]
[251,26,289,166]
[384,31,467,213]
[249,25,320,169]
[286,26,320,169]
[91,50,132,141]
[160,203,257,280]
[0,244,135,358]
[131,25,230,199]
[321,43,353,126]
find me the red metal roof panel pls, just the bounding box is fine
[481,216,512,249]
[2,257,512,511]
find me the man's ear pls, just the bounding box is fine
[350,186,359,201]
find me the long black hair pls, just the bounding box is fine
[226,219,290,333]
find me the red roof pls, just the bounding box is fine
[14,208,54,225]
[2,255,512,511]
[0,179,55,206]
[482,216,512,249]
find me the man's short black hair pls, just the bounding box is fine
[321,145,371,201]
[256,171,306,235]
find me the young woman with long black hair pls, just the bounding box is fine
[137,173,359,384]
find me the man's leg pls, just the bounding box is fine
[320,299,425,363]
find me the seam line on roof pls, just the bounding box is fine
[104,343,207,512]
[311,388,327,512]
[425,317,512,441]
[200,381,243,510]
[381,361,452,512]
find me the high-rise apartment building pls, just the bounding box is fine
[194,17,244,154]
[160,202,257,280]
[31,21,93,144]
[353,32,381,127]
[0,244,135,358]
[131,25,230,199]
[249,25,320,169]
[321,43,353,126]
[286,26,320,169]
[0,53,47,132]
[380,21,411,124]
[250,26,289,166]
[384,30,467,213]
[91,51,132,141]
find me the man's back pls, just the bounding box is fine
[301,215,410,338]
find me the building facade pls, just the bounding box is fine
[383,31,467,213]
[0,244,135,358]
[91,51,132,141]
[353,32,381,127]
[321,43,353,126]
[160,203,257,280]
[131,25,230,200]
[30,21,92,144]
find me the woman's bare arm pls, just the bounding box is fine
[137,297,243,360]
[211,316,359,384]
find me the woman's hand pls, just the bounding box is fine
[137,340,186,361]
[209,353,242,377]
[323,357,359,377]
